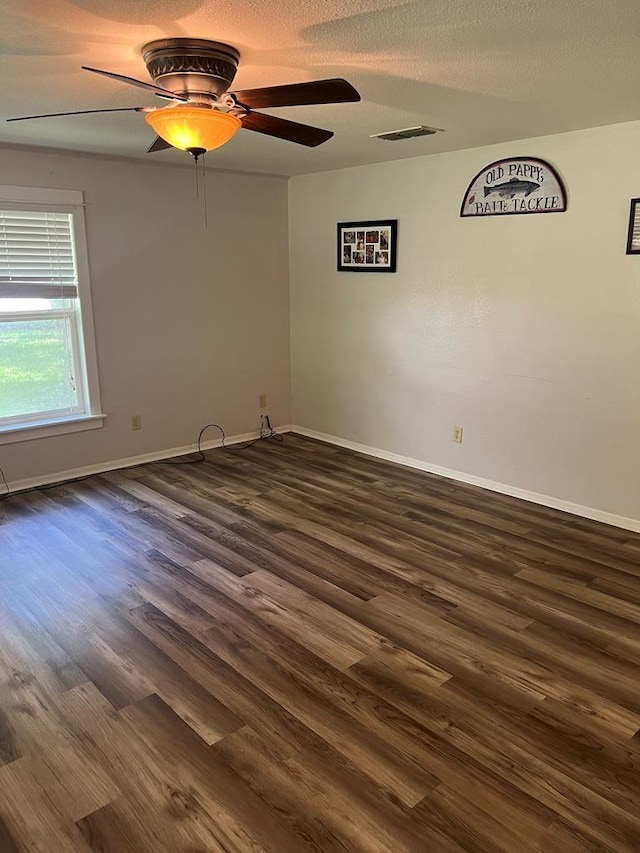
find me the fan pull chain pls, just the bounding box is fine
[190,150,208,228]
[202,153,208,229]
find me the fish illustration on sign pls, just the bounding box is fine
[484,177,540,199]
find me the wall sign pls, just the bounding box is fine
[460,157,567,218]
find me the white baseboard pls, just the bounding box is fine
[6,424,294,496]
[291,425,640,534]
[9,422,639,535]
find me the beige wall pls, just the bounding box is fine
[289,121,640,524]
[1,146,290,484]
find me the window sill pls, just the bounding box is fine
[0,413,107,445]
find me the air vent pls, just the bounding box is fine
[370,125,442,142]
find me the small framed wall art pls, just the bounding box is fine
[337,219,397,272]
[626,198,640,254]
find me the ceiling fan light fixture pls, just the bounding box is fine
[144,106,241,153]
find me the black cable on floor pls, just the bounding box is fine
[234,414,284,450]
[0,417,284,502]
[166,422,227,464]
[167,416,283,463]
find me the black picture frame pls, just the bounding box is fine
[337,219,397,272]
[626,198,640,254]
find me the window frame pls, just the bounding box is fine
[0,185,105,445]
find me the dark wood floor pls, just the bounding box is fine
[1,434,640,851]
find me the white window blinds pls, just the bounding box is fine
[0,210,78,298]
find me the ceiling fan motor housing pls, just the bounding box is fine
[142,38,240,102]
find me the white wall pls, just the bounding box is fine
[1,146,290,485]
[289,121,640,525]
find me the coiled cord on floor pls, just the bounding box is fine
[0,416,284,501]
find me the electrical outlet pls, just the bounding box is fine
[453,425,463,444]
[259,394,267,409]
[131,414,142,431]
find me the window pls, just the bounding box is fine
[0,186,104,443]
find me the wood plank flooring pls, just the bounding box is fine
[1,432,640,851]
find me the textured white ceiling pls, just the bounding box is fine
[2,0,640,175]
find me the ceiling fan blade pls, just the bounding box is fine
[7,106,147,122]
[82,65,188,102]
[240,111,333,147]
[232,78,360,110]
[147,135,173,153]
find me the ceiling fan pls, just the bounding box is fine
[7,38,361,159]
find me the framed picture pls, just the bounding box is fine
[626,198,640,254]
[337,219,397,272]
